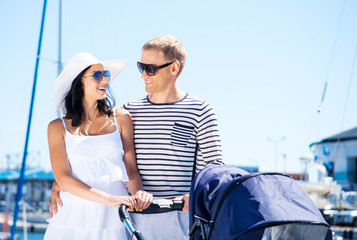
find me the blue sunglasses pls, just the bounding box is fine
[82,70,111,82]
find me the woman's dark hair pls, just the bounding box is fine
[64,66,115,126]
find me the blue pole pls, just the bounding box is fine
[57,0,63,118]
[10,0,48,238]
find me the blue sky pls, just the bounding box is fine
[1,0,357,174]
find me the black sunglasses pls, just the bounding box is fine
[137,61,174,76]
[82,70,111,82]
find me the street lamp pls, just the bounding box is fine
[282,153,287,173]
[267,136,286,172]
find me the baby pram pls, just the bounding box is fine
[188,165,332,240]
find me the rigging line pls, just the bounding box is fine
[333,44,357,162]
[317,0,346,113]
[304,1,346,159]
[317,83,327,113]
[305,0,346,159]
[301,109,323,156]
[300,112,319,156]
[340,45,357,132]
[39,56,63,65]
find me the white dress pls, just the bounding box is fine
[44,115,130,240]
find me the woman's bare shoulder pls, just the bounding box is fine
[48,118,66,134]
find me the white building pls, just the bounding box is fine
[310,127,357,191]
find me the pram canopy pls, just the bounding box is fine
[189,165,332,240]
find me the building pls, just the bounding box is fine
[229,165,259,173]
[0,168,54,211]
[310,126,357,191]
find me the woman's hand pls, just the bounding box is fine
[133,190,153,211]
[106,195,137,210]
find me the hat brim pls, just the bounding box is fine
[53,57,128,115]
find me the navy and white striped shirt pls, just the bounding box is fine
[124,93,224,198]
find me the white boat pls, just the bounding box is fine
[298,177,342,209]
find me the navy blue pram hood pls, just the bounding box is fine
[189,165,332,240]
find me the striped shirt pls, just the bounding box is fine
[124,93,224,198]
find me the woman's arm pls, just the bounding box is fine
[48,119,136,209]
[116,108,153,210]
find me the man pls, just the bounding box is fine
[124,35,224,239]
[50,35,224,239]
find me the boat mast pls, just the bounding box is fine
[10,0,48,239]
[58,0,63,82]
[57,0,63,118]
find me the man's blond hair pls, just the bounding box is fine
[143,35,186,77]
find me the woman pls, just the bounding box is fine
[44,52,152,239]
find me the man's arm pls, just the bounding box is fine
[173,194,189,212]
[173,102,224,213]
[49,181,62,218]
[196,101,224,169]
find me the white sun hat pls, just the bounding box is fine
[53,52,128,114]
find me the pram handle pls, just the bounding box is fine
[120,199,184,217]
[148,199,184,212]
[119,199,184,240]
[119,205,144,240]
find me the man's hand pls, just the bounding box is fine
[173,194,189,212]
[49,181,62,218]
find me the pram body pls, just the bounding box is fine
[188,165,332,240]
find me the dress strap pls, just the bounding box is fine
[112,108,119,132]
[60,117,69,132]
